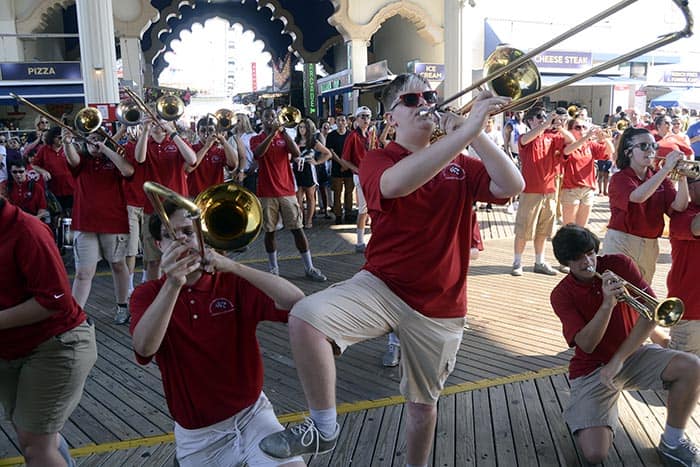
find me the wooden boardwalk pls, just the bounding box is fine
[1,197,697,466]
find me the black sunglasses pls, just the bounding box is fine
[391,90,438,110]
[11,170,25,174]
[630,142,659,152]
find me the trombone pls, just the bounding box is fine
[587,267,684,327]
[433,0,693,116]
[143,180,262,257]
[10,92,124,154]
[122,88,184,132]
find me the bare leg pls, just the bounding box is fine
[575,203,592,228]
[576,426,614,464]
[405,402,438,465]
[264,231,276,253]
[561,203,578,226]
[533,234,548,257]
[15,429,67,467]
[662,353,700,429]
[110,259,130,304]
[288,316,336,409]
[72,262,97,308]
[290,228,310,253]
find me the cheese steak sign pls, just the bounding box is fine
[0,62,82,81]
[532,51,592,71]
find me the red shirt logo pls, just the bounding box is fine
[442,163,466,181]
[209,297,235,316]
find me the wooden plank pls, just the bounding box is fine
[307,413,347,467]
[370,404,403,467]
[472,388,496,466]
[538,375,582,466]
[454,391,476,467]
[348,406,383,466]
[326,410,364,467]
[503,382,538,465]
[489,385,517,466]
[433,394,455,467]
[518,378,561,466]
[618,390,663,466]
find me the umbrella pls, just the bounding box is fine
[649,88,700,109]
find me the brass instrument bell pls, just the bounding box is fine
[277,106,302,128]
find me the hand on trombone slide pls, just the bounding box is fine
[424,89,511,137]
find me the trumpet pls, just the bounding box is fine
[586,267,684,327]
[654,157,700,180]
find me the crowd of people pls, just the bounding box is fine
[1,76,700,466]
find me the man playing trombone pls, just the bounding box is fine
[259,73,524,465]
[186,116,240,197]
[550,224,700,466]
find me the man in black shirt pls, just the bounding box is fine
[324,115,354,224]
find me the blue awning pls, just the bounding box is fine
[540,75,646,87]
[0,82,85,105]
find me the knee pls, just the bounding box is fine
[74,268,94,281]
[581,446,609,465]
[406,401,437,425]
[111,261,127,274]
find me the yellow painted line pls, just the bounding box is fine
[77,250,358,278]
[0,365,568,465]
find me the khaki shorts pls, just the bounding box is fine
[0,320,97,434]
[175,392,302,466]
[126,205,144,257]
[514,192,556,241]
[601,229,659,284]
[565,344,679,435]
[353,174,367,215]
[560,186,595,207]
[73,231,128,268]
[291,270,465,405]
[260,196,303,233]
[669,320,700,356]
[142,213,162,262]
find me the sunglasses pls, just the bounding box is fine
[11,170,25,174]
[630,142,659,152]
[39,120,49,124]
[535,114,547,120]
[0,140,6,144]
[390,90,439,110]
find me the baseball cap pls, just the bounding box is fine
[354,106,372,118]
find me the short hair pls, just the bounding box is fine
[197,116,216,130]
[615,127,651,170]
[654,114,670,129]
[148,200,187,241]
[9,158,27,169]
[525,105,545,124]
[551,224,601,265]
[44,126,62,145]
[380,73,431,111]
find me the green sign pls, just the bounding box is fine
[303,62,317,120]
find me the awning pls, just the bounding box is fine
[0,82,85,105]
[650,88,700,108]
[540,75,646,87]
[319,84,353,98]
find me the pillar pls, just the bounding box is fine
[75,0,119,104]
[443,0,476,107]
[119,37,144,91]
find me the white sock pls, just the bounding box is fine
[535,253,546,264]
[357,228,365,245]
[129,273,134,289]
[513,254,522,266]
[663,424,685,447]
[268,251,279,271]
[301,250,314,271]
[141,268,147,282]
[310,407,337,438]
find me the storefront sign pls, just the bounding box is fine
[318,70,351,93]
[365,60,390,82]
[0,62,82,80]
[663,70,699,85]
[303,62,318,119]
[411,63,445,82]
[532,51,592,71]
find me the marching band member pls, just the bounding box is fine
[259,73,523,465]
[32,126,75,217]
[6,158,50,223]
[63,131,134,325]
[550,224,700,466]
[561,119,614,227]
[667,176,700,355]
[249,108,326,282]
[186,116,239,197]
[129,200,305,467]
[602,127,689,283]
[135,117,197,281]
[0,196,97,467]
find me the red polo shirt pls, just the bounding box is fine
[668,204,700,320]
[518,130,566,194]
[360,142,507,318]
[121,141,148,208]
[70,154,129,233]
[187,143,229,196]
[250,132,296,197]
[34,144,75,196]
[9,179,47,215]
[551,254,649,379]
[129,272,289,429]
[342,128,371,170]
[142,137,192,215]
[0,201,86,360]
[562,141,608,189]
[607,167,677,238]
